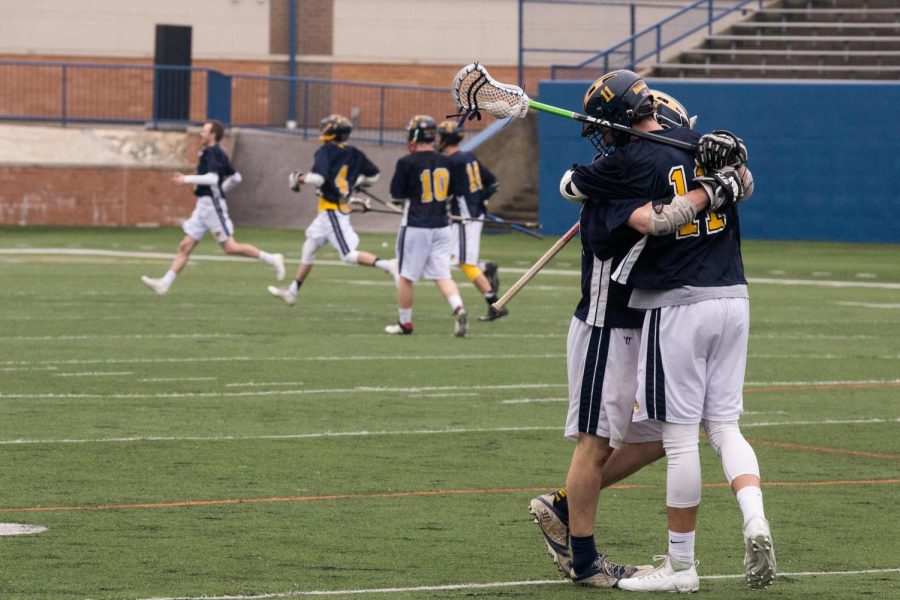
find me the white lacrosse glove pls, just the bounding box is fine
[694,167,745,211]
[288,170,305,192]
[349,197,371,212]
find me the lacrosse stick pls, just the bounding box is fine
[490,222,580,315]
[450,214,540,229]
[485,213,543,240]
[451,63,696,152]
[355,187,403,214]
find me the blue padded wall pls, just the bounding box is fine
[537,79,900,243]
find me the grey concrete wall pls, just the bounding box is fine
[227,119,540,234]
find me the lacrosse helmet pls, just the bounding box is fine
[436,120,465,151]
[319,114,352,143]
[407,114,437,144]
[651,90,696,129]
[582,69,654,153]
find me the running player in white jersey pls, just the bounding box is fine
[554,70,770,593]
[141,120,285,295]
[267,114,396,307]
[385,115,468,337]
[436,121,506,321]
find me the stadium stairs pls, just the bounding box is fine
[650,0,900,80]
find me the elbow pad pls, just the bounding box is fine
[181,172,218,186]
[304,172,325,188]
[649,195,698,236]
[221,172,242,193]
[738,167,754,202]
[559,169,588,203]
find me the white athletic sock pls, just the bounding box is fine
[447,294,463,312]
[162,271,177,286]
[736,486,766,526]
[374,259,391,272]
[288,280,299,294]
[398,308,412,325]
[668,530,695,566]
[258,251,274,265]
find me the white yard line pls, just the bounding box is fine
[132,568,900,599]
[0,354,566,367]
[1,333,237,341]
[0,383,565,400]
[3,249,900,290]
[53,371,133,377]
[0,417,896,446]
[838,301,900,309]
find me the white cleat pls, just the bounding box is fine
[272,253,286,281]
[617,555,699,593]
[267,285,297,306]
[453,308,468,338]
[140,276,169,296]
[743,517,776,589]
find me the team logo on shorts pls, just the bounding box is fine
[633,401,640,412]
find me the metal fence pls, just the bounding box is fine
[548,0,761,79]
[0,60,461,145]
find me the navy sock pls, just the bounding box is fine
[571,534,598,575]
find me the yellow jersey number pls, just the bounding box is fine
[669,165,725,239]
[419,167,450,203]
[465,161,484,193]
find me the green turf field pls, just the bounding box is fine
[0,226,898,600]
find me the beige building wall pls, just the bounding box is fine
[0,0,691,67]
[0,0,270,59]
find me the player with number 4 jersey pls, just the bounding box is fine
[268,114,396,307]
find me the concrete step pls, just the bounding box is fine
[730,21,900,36]
[706,35,900,52]
[679,49,900,67]
[780,0,899,8]
[753,8,900,23]
[651,62,900,80]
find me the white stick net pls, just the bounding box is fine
[451,63,531,120]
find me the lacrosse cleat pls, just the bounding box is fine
[743,516,776,589]
[453,308,468,337]
[478,305,508,321]
[528,493,572,576]
[483,261,500,294]
[267,285,297,307]
[574,554,649,588]
[140,276,169,296]
[272,253,286,281]
[385,322,413,335]
[617,555,699,593]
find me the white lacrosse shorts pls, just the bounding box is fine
[395,225,453,282]
[634,297,749,425]
[450,219,483,266]
[182,196,234,243]
[303,210,360,260]
[564,316,661,447]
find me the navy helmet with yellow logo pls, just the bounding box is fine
[319,114,353,143]
[582,69,655,153]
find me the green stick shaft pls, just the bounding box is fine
[528,100,576,120]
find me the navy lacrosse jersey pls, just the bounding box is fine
[575,196,646,328]
[573,127,746,291]
[390,150,464,228]
[194,145,235,198]
[446,150,498,219]
[310,143,379,210]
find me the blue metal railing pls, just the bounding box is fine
[0,60,459,145]
[548,0,761,79]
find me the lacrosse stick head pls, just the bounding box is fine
[451,63,530,122]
